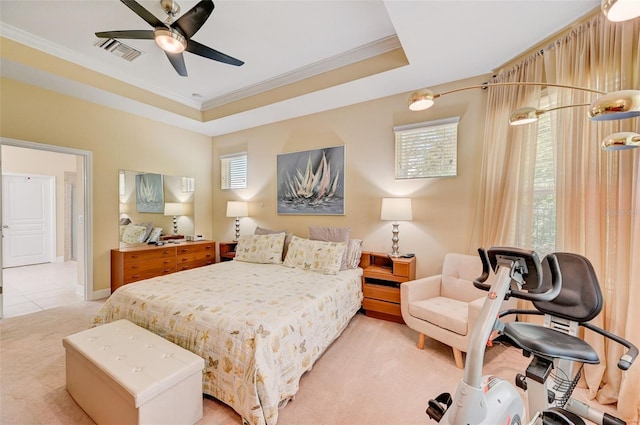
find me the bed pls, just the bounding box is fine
[93,232,364,425]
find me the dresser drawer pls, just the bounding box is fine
[177,242,214,255]
[177,250,214,264]
[362,298,401,317]
[124,266,176,283]
[177,258,214,271]
[124,257,174,272]
[363,284,400,303]
[122,248,175,262]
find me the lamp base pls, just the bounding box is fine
[388,252,402,258]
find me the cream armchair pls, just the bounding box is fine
[400,252,517,368]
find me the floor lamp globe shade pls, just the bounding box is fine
[588,90,640,121]
[602,0,640,21]
[601,132,640,151]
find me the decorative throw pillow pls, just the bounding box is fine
[119,224,129,241]
[309,226,351,269]
[283,235,347,275]
[136,221,154,241]
[234,233,286,264]
[121,224,148,244]
[345,239,364,269]
[146,227,163,243]
[255,226,293,260]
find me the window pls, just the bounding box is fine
[221,152,247,190]
[393,117,459,179]
[531,93,556,257]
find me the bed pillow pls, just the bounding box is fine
[283,235,347,275]
[235,233,286,264]
[255,226,294,260]
[309,226,351,269]
[146,227,163,243]
[121,224,148,244]
[344,239,364,269]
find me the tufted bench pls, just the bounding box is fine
[63,319,204,425]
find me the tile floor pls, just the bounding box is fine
[1,261,83,319]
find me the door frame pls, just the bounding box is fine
[0,137,94,301]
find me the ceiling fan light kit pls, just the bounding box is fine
[95,0,243,76]
[154,28,187,53]
[601,0,640,22]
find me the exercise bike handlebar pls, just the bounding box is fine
[582,322,639,370]
[474,248,563,302]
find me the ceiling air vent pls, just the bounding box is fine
[95,38,142,62]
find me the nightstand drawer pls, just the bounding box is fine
[363,298,401,317]
[392,261,412,278]
[363,284,400,303]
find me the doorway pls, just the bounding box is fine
[0,138,93,319]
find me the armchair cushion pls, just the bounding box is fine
[409,297,470,335]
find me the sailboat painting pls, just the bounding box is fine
[136,173,164,213]
[277,145,345,215]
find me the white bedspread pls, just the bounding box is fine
[93,260,363,425]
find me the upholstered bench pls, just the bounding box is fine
[63,319,204,425]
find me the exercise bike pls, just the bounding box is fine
[426,247,638,425]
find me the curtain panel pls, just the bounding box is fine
[475,13,639,424]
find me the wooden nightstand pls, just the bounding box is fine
[360,251,416,323]
[219,241,238,262]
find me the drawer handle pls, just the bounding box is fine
[181,257,188,262]
[131,265,138,269]
[163,250,171,254]
[163,260,171,264]
[131,255,139,259]
[205,254,211,258]
[132,274,140,278]
[181,248,189,252]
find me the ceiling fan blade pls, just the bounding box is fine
[120,0,165,28]
[186,39,244,66]
[95,30,155,40]
[171,0,214,39]
[165,52,188,76]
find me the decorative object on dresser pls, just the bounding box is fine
[110,240,215,292]
[163,202,185,234]
[219,241,238,262]
[380,197,413,257]
[360,251,416,323]
[226,201,248,240]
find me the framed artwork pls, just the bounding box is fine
[277,145,345,215]
[136,173,164,213]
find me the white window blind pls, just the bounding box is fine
[220,152,247,190]
[393,117,459,179]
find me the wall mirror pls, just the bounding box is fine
[118,169,195,247]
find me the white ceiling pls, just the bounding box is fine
[0,0,600,137]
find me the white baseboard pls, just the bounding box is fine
[91,288,111,301]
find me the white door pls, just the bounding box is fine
[1,174,54,268]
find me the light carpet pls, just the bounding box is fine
[0,301,615,425]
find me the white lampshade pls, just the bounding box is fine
[164,202,184,216]
[226,201,248,218]
[380,198,413,221]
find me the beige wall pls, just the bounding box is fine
[1,146,77,259]
[0,77,213,294]
[211,74,490,278]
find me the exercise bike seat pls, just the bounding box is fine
[503,252,604,364]
[503,322,599,363]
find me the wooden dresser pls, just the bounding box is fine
[111,240,216,292]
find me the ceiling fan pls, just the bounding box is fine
[95,0,244,76]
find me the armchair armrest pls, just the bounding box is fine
[401,275,442,304]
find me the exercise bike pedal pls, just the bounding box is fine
[426,392,452,423]
[542,407,586,425]
[515,373,527,390]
